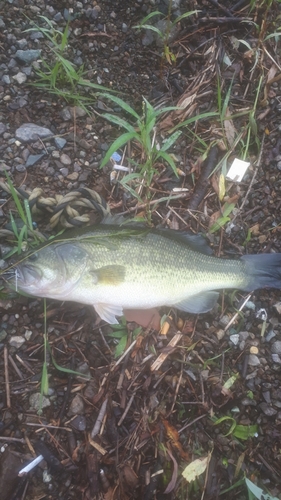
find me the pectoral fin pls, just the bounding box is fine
[94,303,124,324]
[91,265,126,285]
[175,291,219,314]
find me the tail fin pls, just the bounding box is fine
[242,253,281,291]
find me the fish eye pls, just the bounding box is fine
[28,252,38,262]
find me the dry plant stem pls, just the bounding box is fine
[4,346,11,408]
[206,0,233,17]
[178,413,207,434]
[188,145,218,211]
[231,134,265,224]
[91,397,108,438]
[118,389,137,426]
[223,293,252,332]
[8,354,24,379]
[0,436,25,443]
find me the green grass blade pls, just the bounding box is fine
[156,150,179,177]
[100,93,140,120]
[174,10,200,23]
[161,131,182,151]
[102,113,136,132]
[134,11,163,27]
[171,111,219,131]
[100,132,139,168]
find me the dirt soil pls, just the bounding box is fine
[1,1,281,499]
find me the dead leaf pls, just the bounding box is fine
[182,455,210,482]
[164,449,178,494]
[224,107,236,147]
[121,464,138,488]
[267,64,277,83]
[162,419,189,461]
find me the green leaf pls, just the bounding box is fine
[174,10,200,23]
[114,335,128,358]
[133,11,163,27]
[100,132,140,168]
[134,24,163,37]
[102,113,135,132]
[156,150,178,177]
[222,202,235,217]
[171,111,219,131]
[100,93,140,120]
[209,216,230,233]
[245,478,279,500]
[161,131,182,151]
[233,424,258,440]
[41,362,49,396]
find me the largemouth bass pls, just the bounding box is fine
[12,224,281,324]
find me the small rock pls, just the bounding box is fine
[230,334,239,345]
[29,393,50,410]
[2,75,11,85]
[60,108,72,121]
[15,123,53,142]
[271,341,281,354]
[13,72,27,84]
[59,167,69,177]
[0,123,7,136]
[24,330,33,341]
[68,394,85,416]
[26,153,45,167]
[53,12,63,22]
[259,402,277,416]
[67,172,79,181]
[0,330,7,342]
[250,346,259,355]
[14,49,41,65]
[70,415,86,431]
[9,336,25,349]
[29,31,44,40]
[16,39,28,49]
[60,153,71,165]
[54,137,67,149]
[248,354,260,366]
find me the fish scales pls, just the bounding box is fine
[11,224,281,324]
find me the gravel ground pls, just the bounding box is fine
[1,1,281,499]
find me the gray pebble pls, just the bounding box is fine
[54,137,67,149]
[71,415,86,431]
[29,31,44,40]
[2,75,11,85]
[53,12,63,22]
[259,402,277,416]
[29,392,50,410]
[16,39,28,49]
[15,49,41,65]
[0,330,7,342]
[26,153,45,167]
[248,354,260,366]
[9,336,25,349]
[15,123,53,142]
[67,394,85,416]
[0,123,7,136]
[60,167,69,177]
[60,153,71,165]
[271,340,281,354]
[13,72,27,84]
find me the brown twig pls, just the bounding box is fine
[4,346,11,408]
[188,145,218,211]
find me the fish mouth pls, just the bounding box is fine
[15,264,43,286]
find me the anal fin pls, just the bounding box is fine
[174,291,219,314]
[94,303,123,324]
